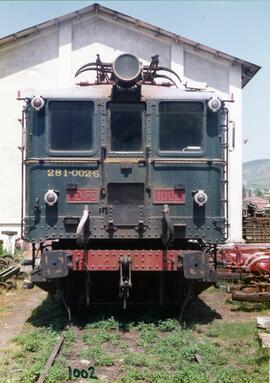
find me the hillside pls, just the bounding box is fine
[243,159,270,190]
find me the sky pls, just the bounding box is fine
[0,0,269,163]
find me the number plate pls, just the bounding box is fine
[67,189,99,203]
[153,188,185,204]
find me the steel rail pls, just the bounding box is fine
[37,333,65,383]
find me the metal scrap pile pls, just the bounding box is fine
[0,255,21,290]
[243,197,270,242]
[218,244,270,302]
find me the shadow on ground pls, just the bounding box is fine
[27,293,221,332]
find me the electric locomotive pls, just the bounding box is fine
[20,53,228,313]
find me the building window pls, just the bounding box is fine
[159,102,203,151]
[49,101,93,151]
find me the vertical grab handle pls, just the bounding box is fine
[145,145,151,192]
[229,120,235,152]
[101,145,106,195]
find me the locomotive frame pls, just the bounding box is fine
[19,53,230,316]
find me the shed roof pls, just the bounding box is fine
[0,3,260,88]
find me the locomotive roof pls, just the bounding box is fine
[18,84,223,101]
[1,3,260,88]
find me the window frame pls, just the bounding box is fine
[46,99,98,157]
[155,100,207,158]
[106,101,146,157]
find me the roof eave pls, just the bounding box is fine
[0,2,261,88]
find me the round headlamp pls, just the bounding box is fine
[207,97,222,112]
[194,190,208,207]
[44,190,58,207]
[31,96,45,111]
[112,53,142,87]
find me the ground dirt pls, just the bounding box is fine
[0,285,47,351]
[62,288,269,383]
[0,285,264,352]
[186,287,262,323]
[0,284,269,383]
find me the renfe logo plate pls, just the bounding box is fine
[67,189,99,203]
[153,189,185,204]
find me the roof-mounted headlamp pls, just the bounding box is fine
[112,53,142,88]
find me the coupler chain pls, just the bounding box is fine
[119,255,132,309]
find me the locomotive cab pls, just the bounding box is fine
[20,53,228,313]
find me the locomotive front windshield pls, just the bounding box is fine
[159,102,203,151]
[49,101,94,151]
[108,103,144,151]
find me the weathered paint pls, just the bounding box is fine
[24,89,226,245]
[71,249,180,271]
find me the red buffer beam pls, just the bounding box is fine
[71,250,181,272]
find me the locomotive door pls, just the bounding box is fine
[103,102,148,230]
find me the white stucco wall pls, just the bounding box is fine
[0,28,59,250]
[0,10,243,250]
[228,64,243,242]
[184,50,230,94]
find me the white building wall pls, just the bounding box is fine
[0,11,244,250]
[58,21,73,88]
[228,64,243,242]
[184,49,230,94]
[71,14,171,84]
[171,41,184,80]
[0,28,59,250]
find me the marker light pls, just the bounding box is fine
[44,190,58,207]
[207,97,222,112]
[194,190,208,207]
[31,96,45,111]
